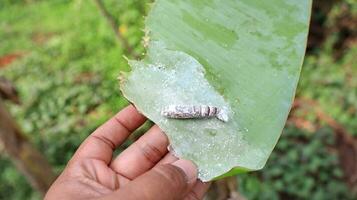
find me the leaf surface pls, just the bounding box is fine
[121,0,312,181]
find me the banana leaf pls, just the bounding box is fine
[120,0,312,181]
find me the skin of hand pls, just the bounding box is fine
[44,105,210,200]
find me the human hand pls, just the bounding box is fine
[45,105,210,200]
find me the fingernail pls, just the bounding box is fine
[172,159,198,183]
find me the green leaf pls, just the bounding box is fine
[121,0,312,181]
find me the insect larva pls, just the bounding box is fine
[161,105,228,122]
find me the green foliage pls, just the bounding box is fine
[238,127,354,200]
[0,157,41,200]
[297,0,357,135]
[298,43,357,136]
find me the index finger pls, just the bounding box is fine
[72,105,147,164]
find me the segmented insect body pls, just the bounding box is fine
[161,105,228,122]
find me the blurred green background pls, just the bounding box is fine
[0,0,356,199]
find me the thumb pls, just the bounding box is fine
[104,159,198,200]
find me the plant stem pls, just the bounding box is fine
[93,0,139,59]
[0,100,56,196]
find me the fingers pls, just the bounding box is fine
[185,181,211,200]
[72,105,146,163]
[156,153,211,200]
[110,125,169,179]
[102,160,198,200]
[156,151,178,165]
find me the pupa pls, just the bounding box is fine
[161,105,228,122]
